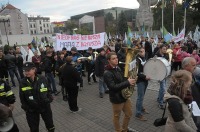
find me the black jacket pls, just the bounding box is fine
[16,54,24,67]
[4,53,17,69]
[136,54,148,83]
[0,56,7,71]
[104,65,130,104]
[95,55,107,77]
[84,52,95,71]
[0,80,16,106]
[19,75,53,112]
[60,63,82,87]
[44,56,54,73]
[145,41,152,59]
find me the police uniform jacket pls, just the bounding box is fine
[19,75,53,112]
[0,80,15,106]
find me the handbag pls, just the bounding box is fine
[154,104,167,127]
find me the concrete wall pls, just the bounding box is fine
[1,34,52,46]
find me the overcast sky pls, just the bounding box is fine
[0,0,139,22]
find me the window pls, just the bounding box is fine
[30,24,32,28]
[47,29,49,33]
[39,21,41,24]
[18,14,21,19]
[9,31,12,35]
[47,24,48,27]
[43,24,45,27]
[44,29,46,33]
[31,30,33,34]
[34,30,36,34]
[40,27,42,31]
[34,24,35,28]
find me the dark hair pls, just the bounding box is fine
[159,44,167,49]
[106,52,116,60]
[66,56,72,63]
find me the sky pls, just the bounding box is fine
[0,0,139,22]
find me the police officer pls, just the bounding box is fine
[0,73,19,131]
[19,62,55,132]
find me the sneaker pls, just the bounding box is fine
[135,115,147,121]
[105,90,109,94]
[70,108,82,113]
[158,104,165,110]
[142,109,149,114]
[99,93,103,98]
[54,91,61,96]
[88,82,92,85]
[127,127,138,132]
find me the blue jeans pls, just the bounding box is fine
[99,76,108,94]
[8,67,21,86]
[158,79,166,105]
[136,81,148,116]
[45,73,57,93]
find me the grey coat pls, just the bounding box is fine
[164,93,197,132]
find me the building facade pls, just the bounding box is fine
[0,4,29,35]
[71,7,137,34]
[28,16,52,35]
[51,21,65,34]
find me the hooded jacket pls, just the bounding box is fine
[104,65,130,104]
[164,92,197,132]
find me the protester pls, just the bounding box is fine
[95,47,109,98]
[135,47,150,121]
[44,50,60,95]
[155,44,169,109]
[104,52,136,132]
[164,70,197,132]
[84,47,97,85]
[60,56,82,113]
[4,49,21,87]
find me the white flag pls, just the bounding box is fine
[20,46,27,63]
[129,59,137,71]
[172,29,185,43]
[27,49,34,62]
[37,46,41,56]
[104,33,108,45]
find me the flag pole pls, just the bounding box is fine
[184,7,186,31]
[162,0,164,38]
[173,3,175,36]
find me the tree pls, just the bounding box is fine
[117,11,128,36]
[152,0,200,34]
[76,23,92,35]
[64,21,78,34]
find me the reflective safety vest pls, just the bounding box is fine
[0,84,14,97]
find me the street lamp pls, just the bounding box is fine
[0,15,10,46]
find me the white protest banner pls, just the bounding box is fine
[172,29,185,43]
[20,46,27,63]
[56,32,105,51]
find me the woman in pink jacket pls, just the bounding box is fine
[191,49,200,65]
[172,44,183,71]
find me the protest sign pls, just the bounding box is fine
[56,32,105,51]
[172,29,185,43]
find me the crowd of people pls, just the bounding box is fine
[0,35,200,132]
